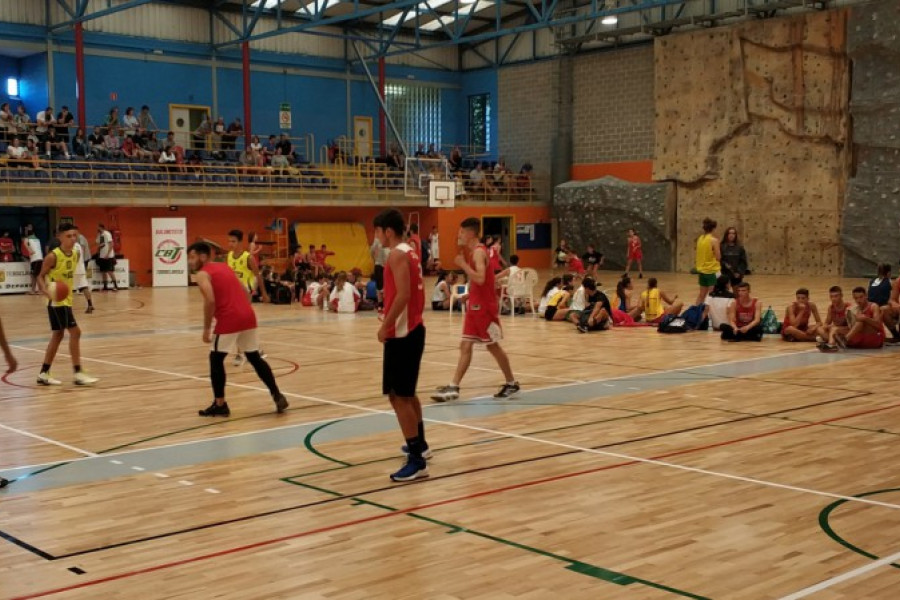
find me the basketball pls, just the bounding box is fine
[47,281,69,302]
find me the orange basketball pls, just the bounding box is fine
[47,281,69,302]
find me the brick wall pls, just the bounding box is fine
[498,60,559,200]
[572,45,655,164]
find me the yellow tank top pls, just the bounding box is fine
[695,234,720,274]
[227,250,255,290]
[641,288,662,320]
[47,247,77,307]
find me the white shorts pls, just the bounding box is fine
[73,274,89,291]
[212,329,259,354]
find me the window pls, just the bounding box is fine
[384,84,441,152]
[6,78,18,97]
[468,93,490,154]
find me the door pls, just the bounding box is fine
[169,104,210,151]
[481,216,514,264]
[354,116,373,161]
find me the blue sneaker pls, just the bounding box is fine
[401,445,434,460]
[390,457,428,482]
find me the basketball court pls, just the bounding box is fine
[2,272,898,599]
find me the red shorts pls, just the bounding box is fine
[847,331,884,349]
[462,307,503,343]
[628,250,643,261]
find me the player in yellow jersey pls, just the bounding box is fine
[36,223,99,386]
[695,217,721,306]
[227,229,268,366]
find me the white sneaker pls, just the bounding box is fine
[431,385,460,402]
[233,354,245,367]
[74,372,99,386]
[36,372,62,386]
[260,349,267,360]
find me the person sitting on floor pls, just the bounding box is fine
[538,277,562,318]
[329,271,361,313]
[543,284,572,322]
[706,275,734,331]
[840,286,884,350]
[870,263,900,344]
[720,281,763,342]
[782,288,823,342]
[568,278,612,333]
[639,277,683,325]
[615,275,643,321]
[818,286,852,352]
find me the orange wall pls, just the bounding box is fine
[63,206,440,286]
[435,205,552,270]
[571,160,654,183]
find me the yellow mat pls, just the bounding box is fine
[292,222,374,274]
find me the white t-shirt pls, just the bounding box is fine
[73,242,86,276]
[7,145,25,159]
[429,233,439,259]
[329,283,359,313]
[24,236,43,262]
[538,286,559,316]
[432,281,448,303]
[36,110,51,133]
[571,286,586,311]
[706,296,733,330]
[97,230,115,259]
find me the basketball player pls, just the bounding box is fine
[695,218,721,306]
[625,228,643,279]
[36,223,99,386]
[187,241,288,417]
[818,286,852,352]
[226,229,268,365]
[844,287,884,350]
[374,209,429,481]
[432,218,519,402]
[73,225,94,314]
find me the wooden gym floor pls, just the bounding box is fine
[0,271,898,600]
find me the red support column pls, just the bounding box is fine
[242,42,252,147]
[378,57,386,158]
[74,22,86,131]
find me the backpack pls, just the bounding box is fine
[271,285,292,305]
[761,306,782,334]
[658,314,689,333]
[681,304,709,331]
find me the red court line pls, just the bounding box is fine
[12,399,900,600]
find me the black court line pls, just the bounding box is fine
[0,391,871,562]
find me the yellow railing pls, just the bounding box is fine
[0,158,545,206]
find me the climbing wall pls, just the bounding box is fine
[654,11,850,275]
[842,0,900,276]
[554,176,676,272]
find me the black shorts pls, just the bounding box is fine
[373,264,384,291]
[30,260,43,276]
[47,305,77,331]
[383,323,425,397]
[432,300,447,311]
[544,305,558,320]
[97,258,115,273]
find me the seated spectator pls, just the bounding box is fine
[34,106,54,153]
[543,284,572,322]
[239,147,263,172]
[413,143,426,157]
[720,281,763,342]
[431,271,459,311]
[387,142,405,170]
[263,135,278,163]
[138,105,158,132]
[212,116,226,149]
[819,286,852,352]
[582,244,603,278]
[307,243,322,277]
[0,102,12,142]
[448,146,462,172]
[569,278,612,333]
[105,127,123,158]
[0,231,15,262]
[615,276,643,320]
[71,128,90,158]
[270,147,290,173]
[868,262,893,313]
[844,286,885,350]
[140,129,161,162]
[192,116,211,150]
[496,254,520,282]
[569,275,591,314]
[468,162,496,195]
[316,244,335,274]
[122,135,151,161]
[88,126,108,158]
[105,106,120,134]
[55,106,74,147]
[164,131,185,167]
[13,104,31,137]
[538,277,562,317]
[186,152,203,172]
[882,270,900,344]
[516,162,534,192]
[426,143,439,159]
[6,137,34,167]
[122,107,139,137]
[24,138,42,164]
[782,288,823,342]
[277,134,294,162]
[329,271,360,313]
[639,277,683,324]
[159,145,177,171]
[43,128,69,159]
[224,118,242,151]
[249,134,262,154]
[493,157,512,190]
[706,275,734,331]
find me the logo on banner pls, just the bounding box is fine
[0,271,5,283]
[155,239,184,265]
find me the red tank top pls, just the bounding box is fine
[408,234,421,255]
[829,302,851,327]
[629,236,641,253]
[202,261,257,334]
[467,244,497,313]
[383,242,424,338]
[789,302,810,329]
[488,246,502,272]
[735,298,757,326]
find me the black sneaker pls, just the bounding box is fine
[577,324,588,334]
[86,305,94,314]
[199,401,230,417]
[494,382,520,398]
[0,477,8,488]
[887,337,900,345]
[273,393,289,413]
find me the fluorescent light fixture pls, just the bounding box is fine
[6,78,17,97]
[460,0,478,4]
[601,15,618,25]
[251,0,282,8]
[382,0,454,26]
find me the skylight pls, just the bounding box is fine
[418,1,493,31]
[297,0,340,15]
[251,0,282,8]
[382,0,454,27]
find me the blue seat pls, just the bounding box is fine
[113,171,128,182]
[67,170,83,182]
[96,171,111,181]
[33,170,50,181]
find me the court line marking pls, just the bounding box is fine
[777,548,900,599]
[0,423,97,458]
[8,345,900,511]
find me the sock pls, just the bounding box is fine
[209,351,227,399]
[404,436,424,459]
[417,421,427,448]
[41,363,51,374]
[507,380,517,385]
[245,351,279,396]
[74,365,82,373]
[87,298,93,307]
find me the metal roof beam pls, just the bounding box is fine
[50,0,157,32]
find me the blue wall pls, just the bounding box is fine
[460,67,498,157]
[18,53,48,116]
[0,56,18,108]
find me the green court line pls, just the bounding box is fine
[818,487,900,570]
[282,406,678,483]
[286,479,709,599]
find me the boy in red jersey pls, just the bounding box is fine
[818,286,852,352]
[187,241,288,417]
[843,286,884,350]
[374,209,429,482]
[432,218,519,402]
[625,228,643,279]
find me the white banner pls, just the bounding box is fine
[0,262,34,294]
[151,218,188,287]
[88,259,130,290]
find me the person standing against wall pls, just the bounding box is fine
[720,227,749,286]
[695,218,721,306]
[95,223,119,292]
[21,224,44,295]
